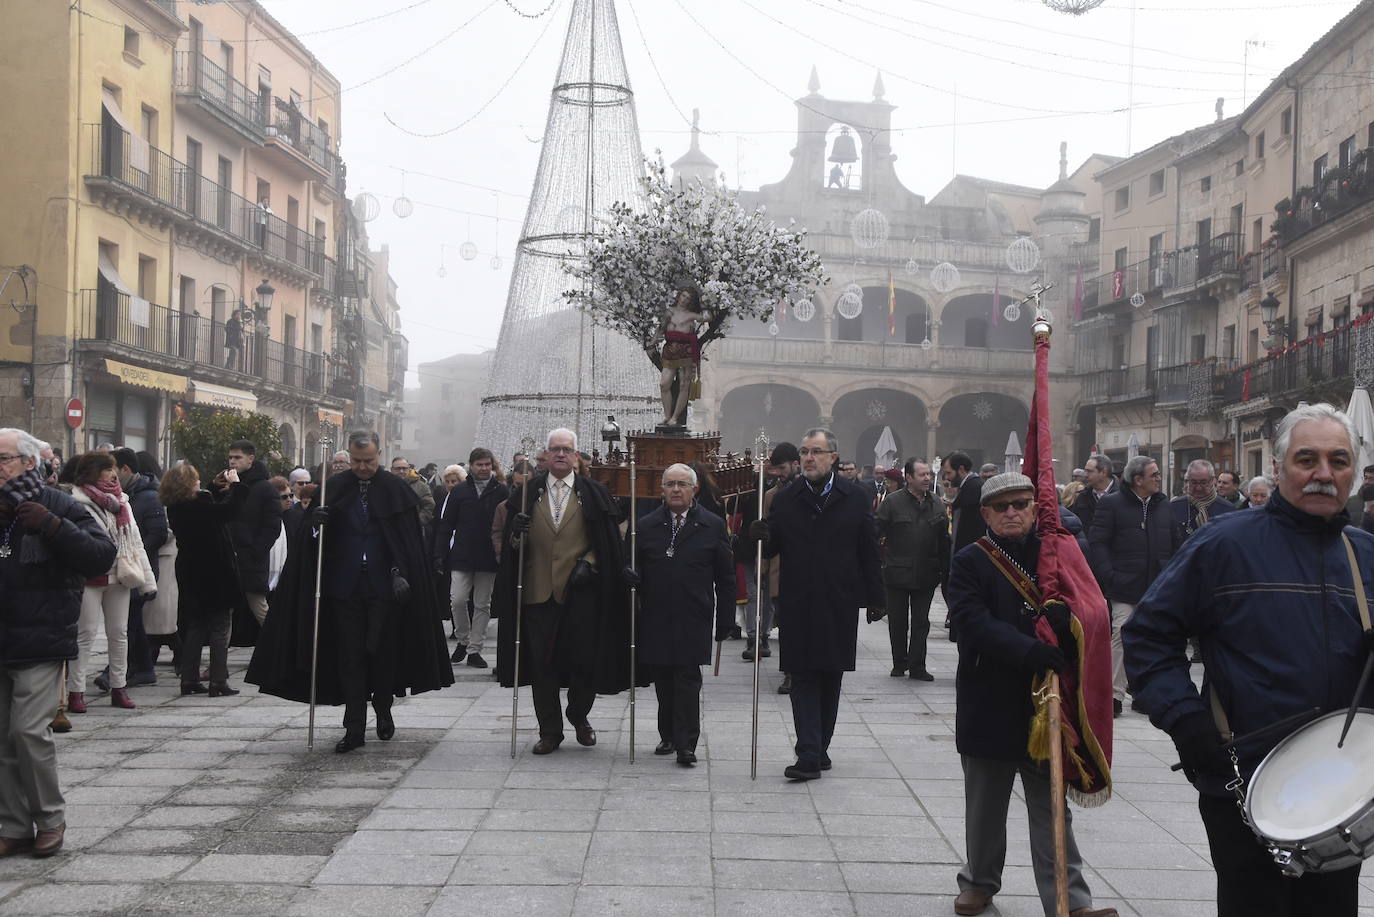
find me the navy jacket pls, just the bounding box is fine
[124,472,167,581]
[0,487,117,665]
[630,504,734,667]
[947,531,1043,760]
[1068,477,1118,537]
[433,476,509,574]
[1087,488,1181,603]
[762,473,884,672]
[1124,491,1374,796]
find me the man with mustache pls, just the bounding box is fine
[1124,403,1374,917]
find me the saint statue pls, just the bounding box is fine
[657,285,704,426]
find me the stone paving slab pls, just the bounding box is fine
[4,602,1374,916]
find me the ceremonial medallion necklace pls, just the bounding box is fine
[0,518,17,558]
[986,539,1039,616]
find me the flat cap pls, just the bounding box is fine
[980,472,1035,505]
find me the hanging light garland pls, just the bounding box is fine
[1041,0,1107,14]
[393,171,414,219]
[931,262,960,293]
[1006,237,1040,274]
[352,192,380,222]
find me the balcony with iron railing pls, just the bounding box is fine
[265,97,337,181]
[1274,149,1374,247]
[1079,257,1163,314]
[84,124,325,282]
[174,51,266,142]
[77,288,341,397]
[1161,231,1242,296]
[717,336,1041,375]
[1079,364,1152,406]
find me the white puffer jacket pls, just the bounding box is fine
[71,488,157,596]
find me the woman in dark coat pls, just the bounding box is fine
[161,463,246,696]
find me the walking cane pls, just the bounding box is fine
[510,466,530,759]
[307,433,333,752]
[628,440,638,764]
[750,430,769,781]
[715,494,736,678]
[1047,672,1070,917]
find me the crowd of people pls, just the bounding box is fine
[2,404,1373,917]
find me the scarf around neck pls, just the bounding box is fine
[82,478,132,529]
[3,466,47,505]
[1189,491,1217,528]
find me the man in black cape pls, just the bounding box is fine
[493,428,632,755]
[247,431,453,751]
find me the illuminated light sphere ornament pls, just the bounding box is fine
[931,261,960,293]
[920,336,933,351]
[793,298,815,322]
[1003,302,1022,323]
[850,208,890,250]
[837,289,863,320]
[1130,291,1146,308]
[1042,0,1107,13]
[768,321,780,336]
[490,255,503,271]
[351,193,380,222]
[392,196,415,219]
[1006,237,1041,274]
[460,242,479,261]
[905,259,919,276]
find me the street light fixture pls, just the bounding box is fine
[254,278,275,323]
[1259,291,1289,341]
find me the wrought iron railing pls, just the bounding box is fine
[174,51,265,138]
[271,98,337,177]
[78,289,331,395]
[1080,364,1152,404]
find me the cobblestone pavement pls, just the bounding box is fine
[3,597,1373,916]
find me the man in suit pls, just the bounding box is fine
[623,463,734,766]
[494,428,630,755]
[942,452,985,558]
[1069,454,1118,537]
[751,427,883,781]
[433,447,509,669]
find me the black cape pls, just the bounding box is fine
[245,469,455,705]
[493,471,632,695]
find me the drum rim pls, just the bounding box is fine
[1245,708,1374,845]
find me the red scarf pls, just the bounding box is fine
[82,479,131,529]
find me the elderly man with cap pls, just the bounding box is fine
[751,427,883,780]
[622,463,734,766]
[947,472,1118,917]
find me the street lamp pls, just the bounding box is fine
[254,278,275,324]
[1259,292,1289,341]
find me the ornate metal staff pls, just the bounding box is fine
[307,429,334,751]
[511,434,536,758]
[751,428,769,781]
[628,438,638,764]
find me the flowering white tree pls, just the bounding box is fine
[564,159,827,371]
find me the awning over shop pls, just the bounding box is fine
[104,358,187,394]
[190,380,257,413]
[316,409,344,427]
[97,250,149,328]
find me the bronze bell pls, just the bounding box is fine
[829,126,858,164]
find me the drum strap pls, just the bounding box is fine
[1341,533,1372,633]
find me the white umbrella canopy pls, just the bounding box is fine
[1004,431,1023,473]
[1346,388,1374,497]
[874,426,898,471]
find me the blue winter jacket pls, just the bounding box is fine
[1123,489,1374,796]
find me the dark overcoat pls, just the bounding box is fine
[631,503,734,667]
[876,487,949,591]
[762,473,884,673]
[1087,488,1181,603]
[0,487,117,666]
[493,472,630,694]
[947,531,1043,760]
[433,476,509,573]
[222,459,282,595]
[166,486,245,607]
[246,469,454,705]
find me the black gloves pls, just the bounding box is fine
[1170,711,1233,779]
[511,512,531,535]
[1024,642,1066,674]
[1043,600,1071,633]
[310,505,331,527]
[569,559,597,588]
[866,606,886,623]
[748,519,770,544]
[14,501,60,537]
[621,565,641,587]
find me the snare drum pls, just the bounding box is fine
[1245,708,1374,877]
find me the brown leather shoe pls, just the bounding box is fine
[33,823,64,858]
[573,723,596,747]
[954,889,993,916]
[532,736,562,755]
[0,835,33,857]
[1070,909,1119,917]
